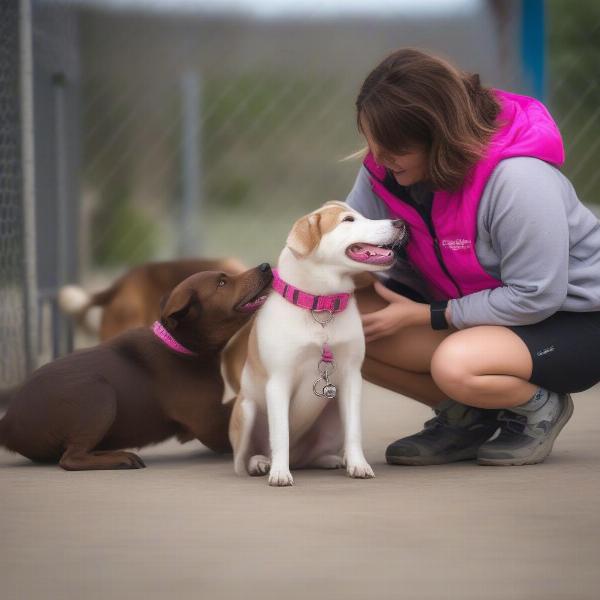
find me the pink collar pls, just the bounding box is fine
[152,321,196,356]
[271,268,350,313]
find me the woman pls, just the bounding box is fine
[346,48,600,466]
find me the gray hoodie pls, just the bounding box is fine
[345,157,600,329]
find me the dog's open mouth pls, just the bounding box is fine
[239,295,268,312]
[236,279,272,313]
[345,243,396,266]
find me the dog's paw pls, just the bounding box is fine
[346,461,375,479]
[123,452,146,469]
[248,454,271,476]
[268,468,294,487]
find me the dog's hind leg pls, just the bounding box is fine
[60,449,146,470]
[58,384,145,471]
[248,453,270,476]
[170,399,233,454]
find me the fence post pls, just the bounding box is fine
[179,71,202,257]
[520,0,546,100]
[19,0,39,373]
[51,71,74,356]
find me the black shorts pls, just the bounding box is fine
[382,280,600,394]
[508,311,600,394]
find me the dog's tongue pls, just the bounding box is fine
[240,295,268,312]
[346,243,394,265]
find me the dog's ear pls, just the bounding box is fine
[160,288,198,330]
[323,200,350,210]
[159,293,169,315]
[286,212,322,258]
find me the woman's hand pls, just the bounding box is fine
[361,281,428,343]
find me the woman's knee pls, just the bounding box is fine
[430,332,475,391]
[430,326,534,392]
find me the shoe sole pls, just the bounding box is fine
[386,446,479,466]
[477,394,574,467]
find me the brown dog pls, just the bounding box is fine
[0,264,272,470]
[59,257,248,340]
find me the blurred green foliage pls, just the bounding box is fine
[91,193,160,267]
[548,0,600,204]
[84,68,359,267]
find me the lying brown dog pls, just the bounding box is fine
[59,257,248,340]
[0,264,272,470]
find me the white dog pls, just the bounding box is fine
[229,201,407,486]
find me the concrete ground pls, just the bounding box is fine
[1,383,599,600]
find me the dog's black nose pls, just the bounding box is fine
[392,219,405,229]
[259,263,271,272]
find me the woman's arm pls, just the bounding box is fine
[449,157,570,329]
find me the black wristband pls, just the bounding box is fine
[430,300,449,330]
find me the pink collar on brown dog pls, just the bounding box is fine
[152,321,197,356]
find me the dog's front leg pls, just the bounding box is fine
[265,375,294,486]
[339,369,374,479]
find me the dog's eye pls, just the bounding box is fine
[342,215,355,223]
[218,279,226,287]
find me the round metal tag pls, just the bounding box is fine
[322,384,337,399]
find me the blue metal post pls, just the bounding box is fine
[520,0,546,100]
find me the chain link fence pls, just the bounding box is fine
[548,0,600,207]
[0,1,27,386]
[1,0,599,383]
[77,1,600,288]
[77,2,519,281]
[32,1,81,359]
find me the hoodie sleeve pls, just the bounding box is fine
[449,157,570,329]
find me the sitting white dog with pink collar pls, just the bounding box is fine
[229,201,407,486]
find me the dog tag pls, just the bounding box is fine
[322,383,337,399]
[312,376,337,399]
[313,368,337,400]
[313,343,337,399]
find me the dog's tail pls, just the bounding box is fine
[58,283,120,335]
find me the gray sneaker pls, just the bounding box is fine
[385,400,499,466]
[477,393,574,466]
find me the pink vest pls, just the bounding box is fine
[363,89,565,300]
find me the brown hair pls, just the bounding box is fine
[356,48,501,191]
